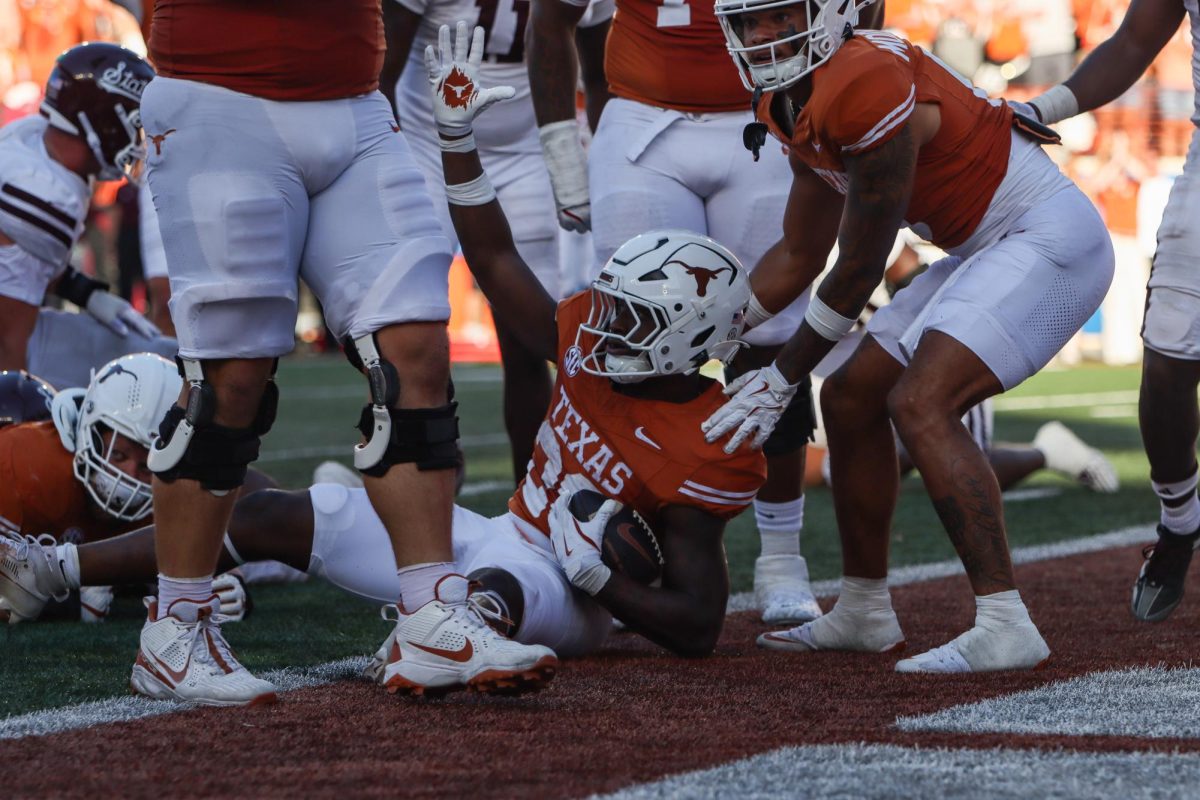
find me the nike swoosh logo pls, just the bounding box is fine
[634,427,662,450]
[147,649,191,685]
[410,639,474,663]
[617,522,654,562]
[570,518,601,554]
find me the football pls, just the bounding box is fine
[567,489,664,585]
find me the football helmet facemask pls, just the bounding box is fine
[64,354,181,521]
[577,231,750,384]
[40,42,154,184]
[716,0,867,91]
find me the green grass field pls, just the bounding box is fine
[0,359,1153,718]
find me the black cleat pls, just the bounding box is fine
[1131,525,1200,622]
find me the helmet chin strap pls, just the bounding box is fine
[604,352,652,384]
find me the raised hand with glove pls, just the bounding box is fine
[425,21,516,139]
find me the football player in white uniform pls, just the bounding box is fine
[1023,0,1200,622]
[0,43,175,390]
[379,0,612,480]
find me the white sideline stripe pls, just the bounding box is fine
[458,480,512,498]
[0,657,367,741]
[285,372,502,401]
[725,522,1156,613]
[1001,487,1062,502]
[1,524,1156,742]
[258,433,509,463]
[897,666,1200,739]
[994,389,1137,411]
[591,742,1200,800]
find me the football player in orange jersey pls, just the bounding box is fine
[3,27,771,664]
[0,353,249,623]
[525,0,885,629]
[704,0,1115,672]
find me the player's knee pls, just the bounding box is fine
[346,332,458,477]
[822,366,885,432]
[148,357,279,493]
[374,322,450,406]
[886,377,946,444]
[1142,347,1200,396]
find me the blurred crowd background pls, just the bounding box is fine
[0,0,1187,366]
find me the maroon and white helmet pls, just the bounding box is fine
[40,42,154,183]
[577,231,750,384]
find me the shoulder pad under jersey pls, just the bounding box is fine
[0,118,89,267]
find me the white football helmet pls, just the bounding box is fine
[577,231,750,384]
[65,354,181,521]
[716,0,869,91]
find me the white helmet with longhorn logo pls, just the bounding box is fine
[577,231,751,384]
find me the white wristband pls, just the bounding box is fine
[744,293,776,329]
[445,173,496,206]
[538,120,589,204]
[1028,84,1079,125]
[439,132,477,153]
[804,295,856,342]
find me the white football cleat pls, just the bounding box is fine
[758,605,905,653]
[377,575,558,697]
[0,533,69,624]
[312,460,364,488]
[755,554,823,624]
[1033,421,1119,493]
[130,596,278,706]
[895,621,1050,673]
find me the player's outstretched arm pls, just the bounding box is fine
[1031,0,1185,124]
[429,23,559,362]
[593,506,730,657]
[746,157,843,329]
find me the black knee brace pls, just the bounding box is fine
[763,373,816,457]
[147,358,278,493]
[348,333,459,477]
[466,567,524,638]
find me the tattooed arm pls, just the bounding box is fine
[773,122,919,383]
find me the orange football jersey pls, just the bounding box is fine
[757,31,1013,250]
[0,421,136,543]
[509,293,767,539]
[606,0,749,113]
[150,0,384,101]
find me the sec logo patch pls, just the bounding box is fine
[564,345,583,377]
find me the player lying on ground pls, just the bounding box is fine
[0,43,176,391]
[0,25,772,665]
[1018,0,1200,623]
[705,0,1114,672]
[0,355,258,623]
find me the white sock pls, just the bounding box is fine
[974,589,1032,628]
[1153,472,1200,535]
[156,574,213,619]
[55,543,81,590]
[834,576,893,614]
[396,561,454,611]
[756,497,804,557]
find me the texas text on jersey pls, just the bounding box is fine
[509,293,767,535]
[756,31,1013,249]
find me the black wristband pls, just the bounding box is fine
[56,268,109,307]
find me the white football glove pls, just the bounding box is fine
[548,483,614,596]
[213,571,250,622]
[702,362,799,454]
[1006,99,1038,121]
[85,290,161,338]
[425,21,516,137]
[538,120,591,233]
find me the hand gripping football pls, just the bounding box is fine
[566,490,664,585]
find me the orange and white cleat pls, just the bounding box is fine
[130,596,277,706]
[372,575,558,698]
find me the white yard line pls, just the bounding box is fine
[993,389,1137,411]
[1,523,1156,742]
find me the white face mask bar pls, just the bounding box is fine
[576,288,668,383]
[75,426,154,521]
[79,106,147,184]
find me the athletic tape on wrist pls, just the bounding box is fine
[1029,84,1079,125]
[438,132,477,153]
[445,173,496,206]
[744,293,776,329]
[804,295,856,342]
